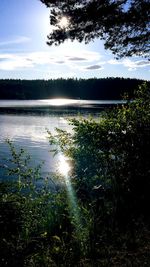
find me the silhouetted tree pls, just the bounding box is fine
[0,78,145,100]
[40,0,150,59]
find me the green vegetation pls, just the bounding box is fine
[0,83,150,266]
[0,78,146,100]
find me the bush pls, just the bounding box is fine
[48,83,150,225]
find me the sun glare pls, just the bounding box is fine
[52,98,76,106]
[40,98,77,106]
[58,16,69,28]
[58,154,84,243]
[58,154,71,177]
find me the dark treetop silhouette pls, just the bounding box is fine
[0,78,146,100]
[40,0,150,59]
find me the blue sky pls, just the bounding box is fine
[0,0,149,80]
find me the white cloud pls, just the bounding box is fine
[108,58,150,70]
[0,54,34,70]
[1,50,149,73]
[84,64,104,70]
[0,50,102,71]
[68,57,86,61]
[108,59,121,65]
[65,50,101,62]
[0,36,30,46]
[122,59,150,70]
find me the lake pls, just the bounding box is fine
[0,99,125,182]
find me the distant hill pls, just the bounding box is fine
[0,78,147,100]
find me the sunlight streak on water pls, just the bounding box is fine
[40,98,78,106]
[58,154,71,176]
[0,99,126,108]
[58,153,87,250]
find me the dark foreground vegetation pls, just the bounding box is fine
[0,78,146,100]
[0,83,150,266]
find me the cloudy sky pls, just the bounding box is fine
[0,0,149,80]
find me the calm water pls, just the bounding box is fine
[0,99,124,181]
[0,112,75,181]
[0,99,125,108]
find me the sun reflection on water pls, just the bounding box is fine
[58,153,87,251]
[40,98,78,106]
[58,154,71,177]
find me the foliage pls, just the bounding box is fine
[1,83,150,266]
[48,82,150,225]
[40,0,150,58]
[0,142,91,266]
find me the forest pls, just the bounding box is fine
[0,78,146,100]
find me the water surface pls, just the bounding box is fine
[0,99,124,181]
[0,99,125,108]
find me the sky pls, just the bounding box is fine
[0,0,149,80]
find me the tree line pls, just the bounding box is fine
[0,77,146,100]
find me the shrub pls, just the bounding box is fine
[48,83,150,226]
